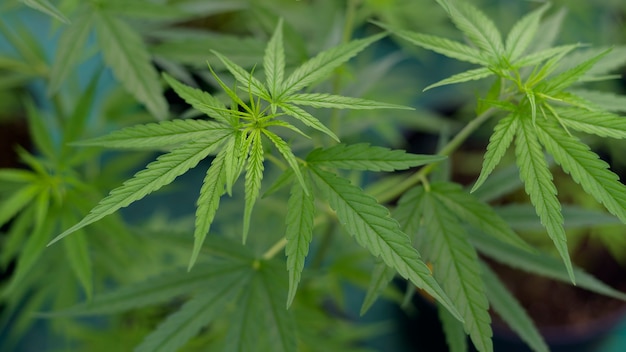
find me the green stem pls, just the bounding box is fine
[376,108,497,203]
[262,237,288,260]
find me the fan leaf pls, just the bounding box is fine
[515,116,574,282]
[535,118,626,224]
[285,177,315,307]
[472,113,518,192]
[95,11,167,120]
[424,67,493,91]
[418,193,492,352]
[480,262,548,352]
[307,143,445,172]
[281,33,385,97]
[189,148,228,270]
[76,119,232,149]
[134,271,249,352]
[286,93,413,110]
[309,167,462,322]
[51,137,227,245]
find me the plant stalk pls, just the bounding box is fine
[376,107,497,203]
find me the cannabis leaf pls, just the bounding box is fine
[21,0,70,24]
[285,174,315,307]
[56,19,408,266]
[480,262,548,352]
[416,189,492,352]
[515,115,573,281]
[309,167,462,322]
[95,10,168,120]
[50,137,229,245]
[307,143,445,171]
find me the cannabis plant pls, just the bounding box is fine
[2,0,626,351]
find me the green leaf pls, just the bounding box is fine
[285,176,315,307]
[470,230,626,301]
[261,129,306,194]
[436,0,503,60]
[480,262,548,352]
[76,120,232,149]
[44,260,249,316]
[513,44,581,68]
[418,193,492,352]
[394,185,427,237]
[163,73,234,125]
[243,130,264,244]
[223,132,245,195]
[535,118,626,224]
[389,29,487,65]
[2,195,51,297]
[211,50,269,99]
[286,93,413,110]
[134,271,249,352]
[21,0,70,23]
[541,49,610,94]
[0,184,40,228]
[100,0,188,20]
[61,213,93,300]
[527,7,566,53]
[281,33,385,97]
[424,67,493,91]
[431,182,530,251]
[307,143,445,172]
[472,164,524,203]
[24,97,56,161]
[264,19,285,99]
[472,113,518,192]
[263,168,294,198]
[0,169,37,184]
[189,149,228,270]
[555,107,626,139]
[309,167,462,322]
[51,138,226,245]
[63,70,101,152]
[95,11,167,120]
[360,260,396,316]
[569,89,626,113]
[504,3,550,61]
[497,204,622,231]
[279,103,339,142]
[48,9,93,94]
[515,116,574,282]
[223,261,297,352]
[438,303,468,352]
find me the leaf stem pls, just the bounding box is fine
[376,108,497,203]
[262,237,288,260]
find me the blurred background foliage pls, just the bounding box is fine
[0,0,625,351]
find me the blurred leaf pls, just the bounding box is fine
[470,230,626,301]
[480,262,548,352]
[44,260,250,316]
[95,11,168,120]
[48,9,93,95]
[20,0,70,23]
[438,302,467,352]
[134,270,250,352]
